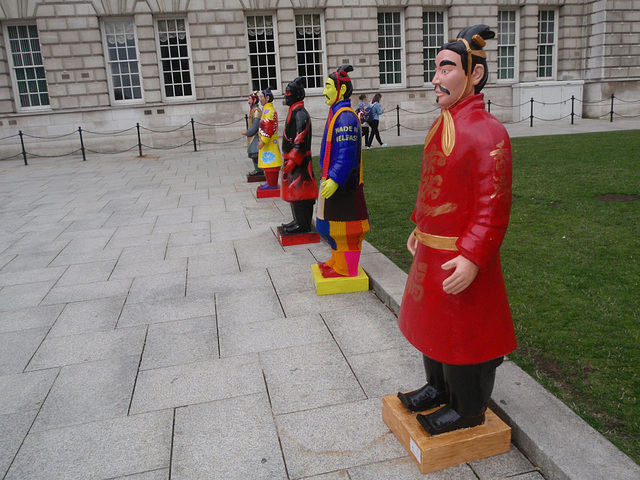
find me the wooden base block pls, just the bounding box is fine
[277,226,321,246]
[311,264,369,295]
[256,186,280,198]
[247,173,266,183]
[382,394,511,474]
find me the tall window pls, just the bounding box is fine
[422,11,446,84]
[537,10,556,79]
[497,10,517,81]
[246,15,279,91]
[156,18,194,100]
[103,19,143,102]
[5,24,50,109]
[295,13,325,89]
[378,11,404,85]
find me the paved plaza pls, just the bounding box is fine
[1,118,639,479]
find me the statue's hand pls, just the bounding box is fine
[320,178,339,199]
[283,159,295,173]
[407,231,418,256]
[441,255,479,295]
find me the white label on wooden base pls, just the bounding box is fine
[410,437,421,463]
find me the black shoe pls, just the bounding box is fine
[416,404,485,436]
[282,219,297,230]
[284,223,311,235]
[397,384,447,412]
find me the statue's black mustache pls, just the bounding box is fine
[438,86,451,95]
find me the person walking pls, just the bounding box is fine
[358,93,370,143]
[366,93,386,148]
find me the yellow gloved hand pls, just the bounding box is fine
[320,178,339,199]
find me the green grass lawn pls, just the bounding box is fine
[348,130,640,463]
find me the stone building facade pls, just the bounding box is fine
[0,0,638,152]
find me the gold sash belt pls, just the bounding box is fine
[413,228,459,252]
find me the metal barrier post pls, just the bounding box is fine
[245,114,249,130]
[610,94,614,123]
[487,99,491,113]
[571,95,575,125]
[530,98,534,127]
[78,127,86,161]
[396,105,400,136]
[136,123,143,156]
[18,130,28,165]
[191,118,197,152]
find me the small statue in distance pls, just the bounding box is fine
[256,87,283,195]
[241,90,265,182]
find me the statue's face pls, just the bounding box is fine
[431,49,472,109]
[259,92,267,105]
[323,78,339,106]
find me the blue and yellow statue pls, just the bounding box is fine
[256,87,283,197]
[316,65,370,278]
[242,90,265,182]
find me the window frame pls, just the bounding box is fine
[293,11,327,93]
[154,16,196,103]
[422,9,448,86]
[497,8,520,83]
[377,9,406,88]
[3,22,51,112]
[245,13,282,94]
[536,8,558,80]
[101,17,145,105]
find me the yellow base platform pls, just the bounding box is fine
[311,264,369,295]
[382,394,511,474]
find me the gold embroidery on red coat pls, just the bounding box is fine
[490,140,510,200]
[408,262,428,302]
[417,144,458,217]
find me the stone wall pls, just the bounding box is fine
[0,0,637,150]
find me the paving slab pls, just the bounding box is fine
[129,354,264,414]
[276,398,407,479]
[172,392,287,479]
[118,295,217,327]
[30,355,139,432]
[26,326,147,370]
[219,312,334,357]
[0,304,64,333]
[4,410,173,480]
[140,316,218,370]
[0,410,39,478]
[260,341,366,415]
[0,280,57,311]
[1,328,50,375]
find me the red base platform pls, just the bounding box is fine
[247,173,266,183]
[277,226,321,246]
[256,186,280,198]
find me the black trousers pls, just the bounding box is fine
[423,355,503,417]
[366,120,383,147]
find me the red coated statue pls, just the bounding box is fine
[397,25,517,435]
[280,77,318,234]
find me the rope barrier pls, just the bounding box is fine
[193,118,246,127]
[139,123,190,134]
[1,92,637,165]
[21,130,77,140]
[82,126,137,135]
